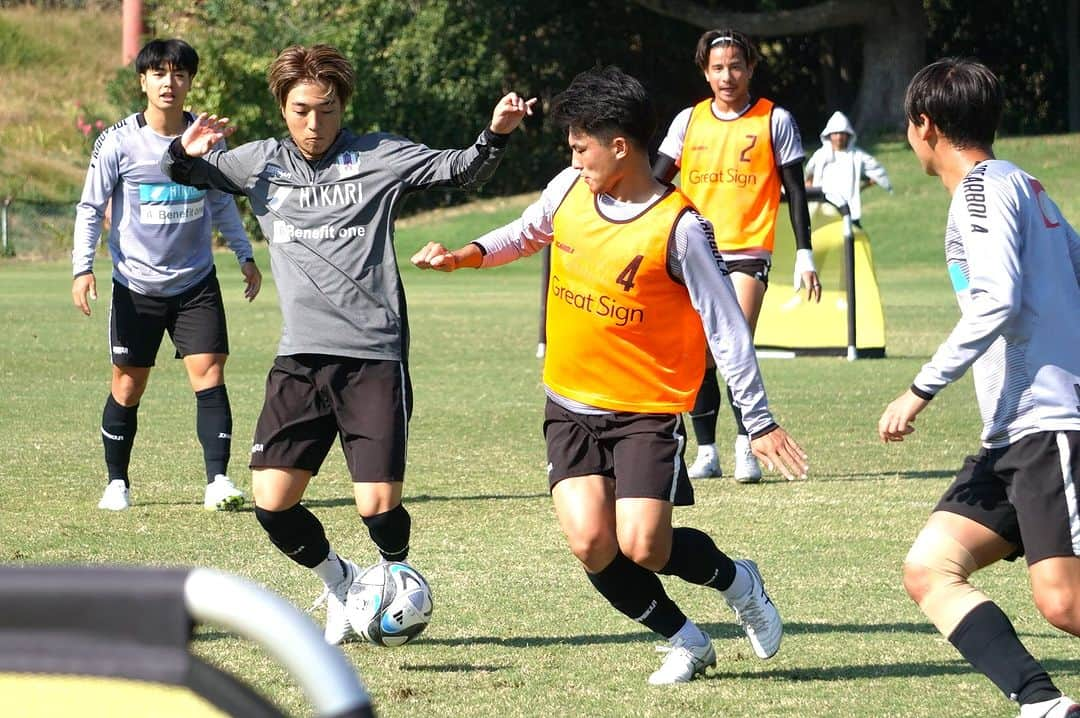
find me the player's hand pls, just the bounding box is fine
[750,427,809,481]
[490,92,538,135]
[181,113,235,157]
[241,261,262,301]
[411,242,459,272]
[793,248,820,302]
[800,269,822,302]
[72,273,97,316]
[878,389,929,443]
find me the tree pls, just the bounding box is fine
[628,0,926,132]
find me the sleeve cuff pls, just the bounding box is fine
[748,423,779,441]
[910,384,936,401]
[482,127,510,149]
[469,240,488,257]
[73,269,94,279]
[168,137,190,160]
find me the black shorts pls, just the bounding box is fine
[935,430,1080,564]
[543,398,694,506]
[109,270,228,367]
[724,257,770,286]
[249,355,412,482]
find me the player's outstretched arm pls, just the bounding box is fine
[489,93,537,135]
[878,388,930,443]
[750,426,809,481]
[411,242,484,272]
[72,273,97,316]
[181,113,236,158]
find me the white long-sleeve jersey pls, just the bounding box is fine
[473,167,776,435]
[73,112,252,297]
[912,160,1080,447]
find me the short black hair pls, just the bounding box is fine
[904,57,1001,150]
[135,39,199,76]
[550,66,656,149]
[694,29,759,71]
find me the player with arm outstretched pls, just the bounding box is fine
[879,58,1080,718]
[72,38,261,513]
[653,29,820,483]
[413,66,807,684]
[161,43,534,645]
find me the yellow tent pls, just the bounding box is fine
[755,214,886,358]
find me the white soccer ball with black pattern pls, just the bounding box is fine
[346,561,433,646]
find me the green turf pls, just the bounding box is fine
[1,135,1079,717]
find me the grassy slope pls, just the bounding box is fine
[0,6,122,200]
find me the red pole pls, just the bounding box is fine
[122,0,143,66]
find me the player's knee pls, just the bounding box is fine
[565,529,618,571]
[618,537,668,571]
[904,526,988,635]
[1033,585,1080,636]
[901,560,933,604]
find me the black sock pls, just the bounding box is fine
[725,386,747,435]
[254,503,330,568]
[658,527,737,590]
[586,552,686,639]
[102,394,138,487]
[195,385,231,483]
[948,601,1060,705]
[362,503,411,562]
[690,371,722,445]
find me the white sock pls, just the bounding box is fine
[672,619,710,648]
[721,562,754,602]
[313,549,345,587]
[696,444,717,459]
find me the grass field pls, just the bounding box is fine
[2,132,1079,717]
[3,8,1079,717]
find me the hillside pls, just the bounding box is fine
[0,5,123,201]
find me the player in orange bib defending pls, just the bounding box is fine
[412,66,808,685]
[654,29,821,482]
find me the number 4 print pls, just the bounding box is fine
[615,255,644,291]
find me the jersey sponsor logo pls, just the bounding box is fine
[554,241,575,254]
[688,144,710,152]
[961,163,989,233]
[298,181,363,208]
[550,273,645,327]
[140,201,204,225]
[690,210,728,274]
[262,163,293,180]
[1029,179,1061,229]
[271,220,366,244]
[138,183,205,203]
[138,182,206,225]
[686,168,759,188]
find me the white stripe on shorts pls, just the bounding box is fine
[398,361,409,464]
[1055,432,1080,554]
[670,414,685,503]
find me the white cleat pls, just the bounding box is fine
[726,559,782,659]
[1019,697,1080,718]
[311,558,360,645]
[688,447,722,479]
[203,475,245,511]
[97,479,130,511]
[733,435,762,483]
[648,637,717,685]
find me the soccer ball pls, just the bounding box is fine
[346,561,433,647]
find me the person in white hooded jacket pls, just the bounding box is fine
[804,110,892,226]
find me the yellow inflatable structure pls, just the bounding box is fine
[755,215,886,358]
